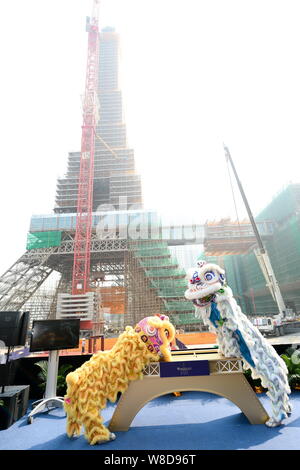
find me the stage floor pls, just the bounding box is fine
[1,391,300,450]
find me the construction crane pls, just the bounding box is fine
[57,2,120,334]
[223,145,293,335]
[72,0,100,300]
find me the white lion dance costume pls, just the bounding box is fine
[64,314,175,445]
[185,260,291,427]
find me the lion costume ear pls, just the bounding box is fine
[147,316,175,343]
[66,371,79,387]
[147,316,176,362]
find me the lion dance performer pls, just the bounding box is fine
[64,314,175,445]
[185,260,291,427]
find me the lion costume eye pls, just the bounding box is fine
[144,324,156,336]
[204,271,215,282]
[164,329,170,338]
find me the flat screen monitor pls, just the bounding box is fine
[30,319,80,352]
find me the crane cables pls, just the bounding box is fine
[224,144,243,236]
[94,131,121,159]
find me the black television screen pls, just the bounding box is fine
[30,319,80,352]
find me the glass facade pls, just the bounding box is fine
[29,210,205,244]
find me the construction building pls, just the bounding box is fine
[55,27,143,214]
[0,27,204,334]
[201,184,300,316]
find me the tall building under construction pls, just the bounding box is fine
[55,27,143,215]
[1,18,300,337]
[0,26,201,334]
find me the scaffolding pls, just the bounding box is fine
[5,187,300,334]
[90,286,125,314]
[256,183,300,225]
[202,185,300,316]
[22,283,59,330]
[124,240,202,331]
[54,29,143,215]
[203,218,274,255]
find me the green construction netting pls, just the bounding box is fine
[200,211,300,315]
[131,240,170,257]
[139,257,178,268]
[264,216,300,284]
[149,278,187,297]
[131,239,190,309]
[240,252,267,290]
[133,247,170,258]
[224,256,245,295]
[256,184,300,223]
[170,313,201,325]
[132,241,168,249]
[26,231,61,250]
[150,278,187,289]
[239,215,300,291]
[199,187,300,316]
[164,300,194,312]
[157,288,186,298]
[145,267,186,278]
[246,294,278,315]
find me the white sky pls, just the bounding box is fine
[0,0,299,275]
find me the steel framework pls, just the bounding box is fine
[72,0,100,295]
[0,236,202,332]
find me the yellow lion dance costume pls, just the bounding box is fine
[64,314,175,445]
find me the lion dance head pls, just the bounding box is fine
[134,314,176,362]
[185,260,227,308]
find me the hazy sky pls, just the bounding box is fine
[0,0,299,275]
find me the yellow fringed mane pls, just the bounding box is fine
[64,316,175,445]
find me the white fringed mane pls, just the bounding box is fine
[185,263,291,426]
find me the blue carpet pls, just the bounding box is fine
[1,391,300,450]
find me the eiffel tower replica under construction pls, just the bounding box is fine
[0,26,199,336]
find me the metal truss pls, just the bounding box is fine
[0,234,192,329]
[21,235,128,259]
[143,362,160,377]
[0,248,57,311]
[23,286,58,327]
[124,249,166,326]
[212,358,243,374]
[91,260,125,275]
[143,357,243,377]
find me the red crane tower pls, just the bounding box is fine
[71,0,100,329]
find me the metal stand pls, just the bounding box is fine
[27,350,65,424]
